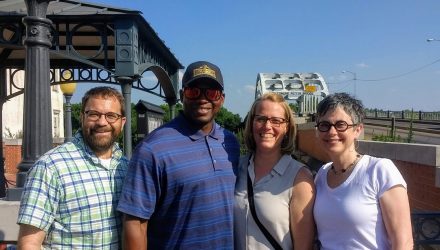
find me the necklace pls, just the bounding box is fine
[331,154,361,175]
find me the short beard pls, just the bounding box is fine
[82,126,118,155]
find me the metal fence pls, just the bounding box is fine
[365,110,440,121]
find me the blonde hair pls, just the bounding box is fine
[244,92,296,154]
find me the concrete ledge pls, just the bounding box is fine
[358,140,440,167]
[359,140,440,188]
[4,138,64,145]
[3,139,22,146]
[0,201,20,241]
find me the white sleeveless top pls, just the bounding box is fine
[234,154,303,250]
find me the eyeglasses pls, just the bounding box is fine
[315,121,357,132]
[183,87,223,101]
[254,115,288,127]
[84,110,123,123]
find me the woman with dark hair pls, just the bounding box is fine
[234,92,316,249]
[313,92,413,249]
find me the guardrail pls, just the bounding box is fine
[366,110,440,121]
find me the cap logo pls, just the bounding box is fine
[193,65,216,79]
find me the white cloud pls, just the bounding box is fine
[244,84,255,94]
[356,63,369,68]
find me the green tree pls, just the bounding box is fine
[160,103,183,123]
[215,107,242,133]
[289,103,299,114]
[71,103,81,133]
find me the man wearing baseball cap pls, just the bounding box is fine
[118,61,240,249]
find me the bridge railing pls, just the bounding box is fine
[365,110,440,121]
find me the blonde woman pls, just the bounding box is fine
[234,92,316,249]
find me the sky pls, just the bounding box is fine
[73,0,440,119]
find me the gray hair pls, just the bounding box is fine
[316,92,365,124]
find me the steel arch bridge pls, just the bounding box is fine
[255,72,329,115]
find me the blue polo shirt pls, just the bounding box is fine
[117,114,240,249]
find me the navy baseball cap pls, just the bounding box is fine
[182,61,224,90]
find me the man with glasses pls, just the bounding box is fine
[17,86,128,249]
[118,61,240,249]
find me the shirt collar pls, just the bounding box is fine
[273,154,292,175]
[176,112,221,141]
[248,154,291,176]
[72,130,123,165]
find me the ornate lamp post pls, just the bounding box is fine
[60,72,77,142]
[11,0,53,199]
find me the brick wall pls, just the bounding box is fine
[2,139,64,175]
[3,142,21,175]
[396,160,440,210]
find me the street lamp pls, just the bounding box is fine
[342,70,357,97]
[60,70,77,142]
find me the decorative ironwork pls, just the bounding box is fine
[5,67,170,102]
[0,23,21,45]
[0,0,183,198]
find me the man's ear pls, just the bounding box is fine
[219,93,225,106]
[121,117,127,130]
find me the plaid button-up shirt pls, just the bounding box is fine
[17,131,128,249]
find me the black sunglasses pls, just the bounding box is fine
[315,121,357,132]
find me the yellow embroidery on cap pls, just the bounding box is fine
[193,65,216,78]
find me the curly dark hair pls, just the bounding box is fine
[316,92,365,125]
[81,86,125,116]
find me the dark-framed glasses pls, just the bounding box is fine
[316,120,357,132]
[183,87,223,101]
[84,110,123,123]
[254,115,288,127]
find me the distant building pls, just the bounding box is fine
[2,70,64,139]
[134,100,165,140]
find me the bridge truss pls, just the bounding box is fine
[255,72,329,115]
